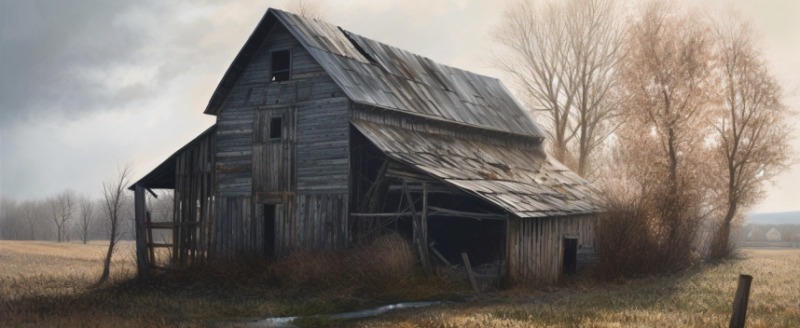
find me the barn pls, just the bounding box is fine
[130,8,603,284]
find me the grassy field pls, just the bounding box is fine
[351,248,800,327]
[0,241,798,327]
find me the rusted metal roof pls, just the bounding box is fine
[206,8,544,140]
[352,119,603,218]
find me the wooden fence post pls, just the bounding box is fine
[729,274,753,328]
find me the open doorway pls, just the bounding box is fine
[263,204,276,259]
[563,237,578,275]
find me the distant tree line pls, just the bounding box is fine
[0,180,173,244]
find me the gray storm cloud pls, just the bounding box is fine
[0,1,160,127]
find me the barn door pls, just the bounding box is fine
[262,203,279,258]
[253,107,296,193]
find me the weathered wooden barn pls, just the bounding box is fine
[130,8,602,284]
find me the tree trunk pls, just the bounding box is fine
[711,203,737,259]
[98,239,115,284]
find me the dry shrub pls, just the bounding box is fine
[595,199,659,278]
[596,187,702,279]
[273,233,417,289]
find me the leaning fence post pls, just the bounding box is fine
[729,274,753,328]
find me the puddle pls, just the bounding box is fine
[249,301,440,327]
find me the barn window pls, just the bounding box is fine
[270,50,291,82]
[269,117,283,140]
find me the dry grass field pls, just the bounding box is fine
[351,248,800,327]
[0,241,798,327]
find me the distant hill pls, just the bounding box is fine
[746,211,800,225]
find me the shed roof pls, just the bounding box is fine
[205,8,544,140]
[352,119,603,218]
[128,125,216,190]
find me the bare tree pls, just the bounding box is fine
[616,1,718,267]
[0,198,21,240]
[21,200,38,240]
[707,14,793,258]
[78,196,95,244]
[493,0,623,176]
[49,189,76,242]
[285,0,326,20]
[98,164,132,285]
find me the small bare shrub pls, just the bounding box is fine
[596,186,702,279]
[595,199,659,278]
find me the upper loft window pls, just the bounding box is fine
[269,117,283,140]
[271,50,291,82]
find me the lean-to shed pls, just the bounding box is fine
[130,8,603,284]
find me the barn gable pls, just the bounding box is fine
[205,9,545,139]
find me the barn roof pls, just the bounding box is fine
[204,8,545,140]
[352,119,603,218]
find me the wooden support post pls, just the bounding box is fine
[729,274,753,328]
[172,190,179,266]
[133,185,151,278]
[461,252,480,294]
[146,211,156,268]
[402,181,431,273]
[421,182,429,268]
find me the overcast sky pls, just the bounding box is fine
[1,0,798,214]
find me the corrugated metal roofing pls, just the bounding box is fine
[352,119,603,218]
[205,8,544,139]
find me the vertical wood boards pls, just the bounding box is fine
[292,194,349,251]
[173,129,216,265]
[296,97,350,193]
[134,185,150,278]
[210,20,350,258]
[506,215,595,285]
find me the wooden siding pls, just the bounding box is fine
[507,215,594,284]
[212,21,350,257]
[173,129,216,265]
[211,196,256,257]
[296,97,350,193]
[295,194,349,250]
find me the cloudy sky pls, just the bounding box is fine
[1,0,798,214]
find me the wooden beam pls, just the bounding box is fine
[387,184,463,195]
[462,252,480,294]
[350,212,413,217]
[429,241,451,266]
[146,188,158,199]
[403,181,431,273]
[134,185,151,279]
[421,182,429,269]
[146,211,156,269]
[427,206,509,220]
[358,159,389,212]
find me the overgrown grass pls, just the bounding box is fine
[0,236,459,327]
[351,248,800,327]
[3,240,798,327]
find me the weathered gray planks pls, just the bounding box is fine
[507,215,594,284]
